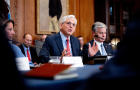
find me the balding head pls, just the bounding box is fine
[23,33,32,47]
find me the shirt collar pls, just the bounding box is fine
[8,40,13,44]
[60,31,70,41]
[94,39,103,46]
[22,44,29,49]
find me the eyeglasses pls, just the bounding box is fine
[97,32,107,35]
[64,22,76,27]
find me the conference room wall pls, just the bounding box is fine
[10,0,95,44]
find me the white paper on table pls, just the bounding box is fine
[16,57,30,71]
[62,56,83,67]
[107,55,113,61]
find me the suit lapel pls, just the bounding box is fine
[21,44,25,55]
[70,36,75,55]
[55,33,64,54]
[103,43,109,55]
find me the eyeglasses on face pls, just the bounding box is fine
[63,22,76,27]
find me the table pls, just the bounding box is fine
[24,65,101,90]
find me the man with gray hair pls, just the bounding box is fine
[39,15,81,63]
[83,21,113,63]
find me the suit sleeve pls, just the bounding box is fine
[82,43,89,64]
[39,37,50,63]
[31,47,40,64]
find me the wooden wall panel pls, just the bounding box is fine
[15,0,25,42]
[69,0,80,37]
[24,0,37,40]
[79,0,94,43]
[11,0,95,44]
[11,0,38,43]
[69,0,94,43]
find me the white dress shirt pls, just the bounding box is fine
[94,40,107,55]
[60,32,73,55]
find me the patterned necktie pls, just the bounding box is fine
[27,49,31,61]
[101,44,107,56]
[66,38,71,56]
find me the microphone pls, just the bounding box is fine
[94,35,105,40]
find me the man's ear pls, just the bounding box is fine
[59,23,63,29]
[92,32,95,37]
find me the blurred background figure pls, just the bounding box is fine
[19,33,39,67]
[77,35,84,50]
[0,0,9,24]
[35,34,47,56]
[2,19,25,58]
[0,0,26,89]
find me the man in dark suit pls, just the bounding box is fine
[39,15,81,63]
[19,33,39,67]
[83,22,113,64]
[85,10,140,90]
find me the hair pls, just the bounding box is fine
[1,19,14,31]
[59,15,77,25]
[23,33,32,39]
[92,21,107,32]
[77,35,83,38]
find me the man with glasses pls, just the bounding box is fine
[39,15,81,63]
[83,21,113,63]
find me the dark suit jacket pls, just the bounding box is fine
[19,44,39,63]
[39,32,81,63]
[83,40,113,63]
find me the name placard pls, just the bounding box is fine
[62,56,83,67]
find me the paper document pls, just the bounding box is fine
[16,57,30,71]
[62,56,83,67]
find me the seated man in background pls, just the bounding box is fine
[35,34,47,56]
[83,22,113,64]
[39,15,81,63]
[19,33,39,67]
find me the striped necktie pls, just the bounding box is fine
[101,44,107,56]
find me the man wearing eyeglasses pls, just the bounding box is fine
[83,22,113,64]
[39,15,81,63]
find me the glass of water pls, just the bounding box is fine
[49,56,61,64]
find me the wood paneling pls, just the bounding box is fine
[15,0,25,42]
[24,0,36,39]
[79,0,94,43]
[11,0,37,43]
[69,0,94,43]
[69,0,80,36]
[11,0,95,44]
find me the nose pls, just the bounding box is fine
[12,29,15,35]
[69,23,73,28]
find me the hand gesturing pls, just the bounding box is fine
[88,41,98,57]
[60,48,72,63]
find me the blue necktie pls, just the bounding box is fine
[101,44,107,55]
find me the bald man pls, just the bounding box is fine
[19,33,39,67]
